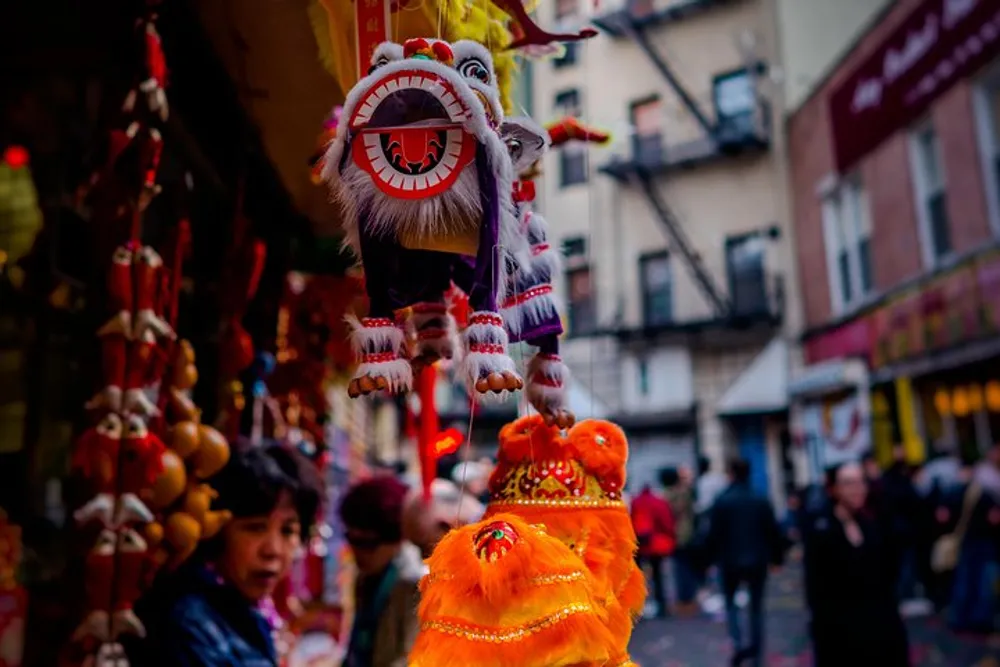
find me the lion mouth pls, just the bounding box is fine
[348,70,479,199]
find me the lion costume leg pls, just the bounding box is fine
[460,149,522,397]
[347,232,412,397]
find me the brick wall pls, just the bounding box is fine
[788,0,997,331]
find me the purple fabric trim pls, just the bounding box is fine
[509,313,563,344]
[525,332,561,353]
[468,146,501,312]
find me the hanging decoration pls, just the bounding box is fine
[309,0,599,115]
[215,185,267,437]
[546,116,612,148]
[0,511,25,667]
[322,37,531,401]
[67,6,232,664]
[483,416,645,667]
[497,116,572,426]
[491,0,597,51]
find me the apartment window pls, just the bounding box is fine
[713,68,757,141]
[974,71,1000,237]
[555,89,587,186]
[821,176,874,313]
[552,0,579,68]
[638,357,650,396]
[567,266,596,334]
[725,234,767,316]
[909,122,951,264]
[553,43,578,69]
[639,251,672,325]
[562,235,588,260]
[630,97,663,167]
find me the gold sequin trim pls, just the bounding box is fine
[490,498,625,509]
[421,603,593,642]
[423,570,587,587]
[530,571,587,585]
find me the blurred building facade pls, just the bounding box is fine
[529,0,802,500]
[787,0,1000,473]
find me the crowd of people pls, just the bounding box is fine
[630,443,1000,666]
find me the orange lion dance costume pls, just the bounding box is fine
[484,416,646,667]
[409,513,617,667]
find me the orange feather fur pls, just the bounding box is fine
[410,514,616,667]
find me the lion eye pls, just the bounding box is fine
[506,138,523,162]
[458,58,490,84]
[368,56,390,75]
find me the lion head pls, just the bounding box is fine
[323,38,520,261]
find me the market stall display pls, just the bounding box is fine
[65,5,233,664]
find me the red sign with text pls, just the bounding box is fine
[978,251,1000,335]
[805,316,873,365]
[355,0,391,82]
[829,0,1000,173]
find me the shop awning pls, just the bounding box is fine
[788,357,868,399]
[717,338,790,417]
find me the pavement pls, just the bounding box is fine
[629,559,1000,667]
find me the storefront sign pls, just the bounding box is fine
[930,265,981,346]
[870,263,984,369]
[870,288,925,368]
[798,396,869,471]
[829,0,1000,173]
[804,316,872,365]
[978,250,1000,334]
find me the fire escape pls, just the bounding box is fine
[591,0,781,344]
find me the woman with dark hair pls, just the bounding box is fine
[131,444,324,666]
[805,461,910,667]
[340,476,423,667]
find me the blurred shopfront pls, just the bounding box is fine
[788,0,1000,474]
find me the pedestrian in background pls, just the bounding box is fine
[130,445,324,667]
[631,483,676,618]
[882,444,925,606]
[662,467,699,614]
[947,443,1000,635]
[806,461,910,667]
[706,458,782,667]
[340,477,422,667]
[401,478,485,559]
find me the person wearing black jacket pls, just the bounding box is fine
[881,445,923,601]
[706,458,783,667]
[806,461,910,667]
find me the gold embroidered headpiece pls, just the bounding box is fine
[488,416,628,510]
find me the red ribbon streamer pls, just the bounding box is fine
[417,365,439,501]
